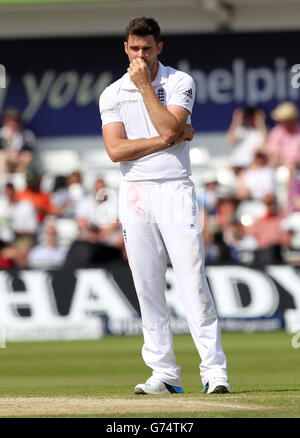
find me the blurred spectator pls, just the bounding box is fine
[205,230,234,263]
[15,171,65,223]
[235,150,276,201]
[203,196,240,263]
[75,177,123,248]
[63,177,124,268]
[63,223,123,268]
[267,101,300,172]
[244,193,293,264]
[27,219,67,269]
[216,196,239,228]
[0,182,38,245]
[52,171,85,218]
[0,107,36,175]
[0,182,38,267]
[223,219,258,262]
[227,106,268,174]
[198,170,219,215]
[288,165,300,212]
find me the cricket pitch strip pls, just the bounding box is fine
[0,396,269,417]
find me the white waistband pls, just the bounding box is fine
[122,177,191,185]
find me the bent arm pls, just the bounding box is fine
[227,108,244,146]
[139,84,189,143]
[227,126,239,146]
[128,59,192,143]
[102,122,169,162]
[102,121,194,163]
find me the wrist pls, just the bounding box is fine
[138,82,153,94]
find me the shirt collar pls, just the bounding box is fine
[121,61,167,90]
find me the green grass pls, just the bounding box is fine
[0,331,299,417]
[0,0,120,4]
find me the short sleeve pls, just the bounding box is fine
[22,129,37,151]
[167,73,196,114]
[99,86,122,127]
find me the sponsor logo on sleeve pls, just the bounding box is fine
[183,88,193,102]
[100,106,115,114]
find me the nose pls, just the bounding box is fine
[137,49,145,59]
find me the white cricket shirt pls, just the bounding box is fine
[99,62,195,181]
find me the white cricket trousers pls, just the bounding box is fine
[119,177,228,387]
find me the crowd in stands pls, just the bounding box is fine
[0,107,124,269]
[201,101,300,265]
[0,102,299,270]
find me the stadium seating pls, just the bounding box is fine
[38,150,81,176]
[55,218,80,248]
[82,149,116,171]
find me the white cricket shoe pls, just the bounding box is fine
[203,377,231,394]
[134,376,184,395]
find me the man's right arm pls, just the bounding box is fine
[102,121,193,162]
[99,86,194,163]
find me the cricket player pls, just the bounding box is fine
[99,17,231,395]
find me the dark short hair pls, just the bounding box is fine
[243,106,258,117]
[254,150,267,159]
[5,182,15,190]
[125,17,161,44]
[1,107,22,124]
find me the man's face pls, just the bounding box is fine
[124,34,163,75]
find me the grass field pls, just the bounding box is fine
[0,331,299,418]
[0,0,119,4]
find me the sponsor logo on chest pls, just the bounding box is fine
[116,99,138,108]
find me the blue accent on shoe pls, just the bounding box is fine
[170,385,184,394]
[163,382,184,394]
